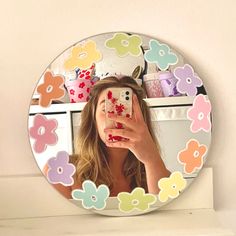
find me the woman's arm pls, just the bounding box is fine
[142,149,171,194]
[105,94,171,194]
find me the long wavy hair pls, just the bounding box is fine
[71,76,161,193]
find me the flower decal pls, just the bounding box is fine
[158,172,186,203]
[117,188,156,213]
[29,114,58,153]
[47,151,75,186]
[64,40,102,70]
[37,71,65,107]
[187,94,212,132]
[105,33,143,57]
[72,180,110,210]
[178,139,207,174]
[174,64,203,96]
[144,39,178,71]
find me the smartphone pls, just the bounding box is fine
[105,87,133,142]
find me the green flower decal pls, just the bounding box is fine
[72,180,110,210]
[117,188,156,213]
[144,39,178,71]
[105,33,143,57]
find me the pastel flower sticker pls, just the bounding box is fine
[158,172,187,203]
[47,151,75,186]
[64,40,102,70]
[144,39,178,71]
[105,33,143,57]
[29,114,58,153]
[37,71,65,107]
[117,188,156,213]
[72,180,110,210]
[174,64,203,96]
[187,94,212,132]
[178,139,207,174]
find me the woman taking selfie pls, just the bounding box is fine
[44,76,170,198]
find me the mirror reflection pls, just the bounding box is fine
[28,32,211,214]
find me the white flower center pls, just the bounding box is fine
[57,167,63,174]
[131,199,139,206]
[198,112,204,120]
[79,52,87,59]
[159,50,165,56]
[193,151,200,158]
[121,40,129,47]
[91,195,97,202]
[172,184,177,189]
[46,85,53,93]
[186,77,192,84]
[38,126,46,135]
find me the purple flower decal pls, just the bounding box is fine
[29,114,58,153]
[174,64,203,96]
[47,151,76,186]
[187,94,212,133]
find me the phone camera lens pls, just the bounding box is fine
[125,97,129,100]
[126,91,129,95]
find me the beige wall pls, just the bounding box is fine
[0,0,235,232]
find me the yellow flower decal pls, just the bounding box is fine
[117,188,156,213]
[158,172,187,203]
[178,139,207,174]
[64,40,102,70]
[37,71,65,107]
[105,33,143,57]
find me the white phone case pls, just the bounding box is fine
[105,87,133,142]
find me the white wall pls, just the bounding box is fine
[0,0,235,233]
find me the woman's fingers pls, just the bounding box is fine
[132,94,145,122]
[107,113,135,129]
[105,139,131,149]
[104,128,134,140]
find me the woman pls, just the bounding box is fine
[45,76,170,198]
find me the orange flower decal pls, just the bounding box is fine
[64,40,102,70]
[37,71,65,107]
[178,139,207,174]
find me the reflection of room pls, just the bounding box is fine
[28,32,212,216]
[30,32,207,106]
[29,95,211,180]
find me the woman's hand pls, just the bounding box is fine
[104,94,170,193]
[104,94,159,166]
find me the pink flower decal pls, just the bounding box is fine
[187,94,212,133]
[178,139,207,174]
[29,114,58,153]
[47,151,76,186]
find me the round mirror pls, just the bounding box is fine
[28,32,212,216]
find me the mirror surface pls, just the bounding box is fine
[28,32,212,216]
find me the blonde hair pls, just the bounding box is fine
[72,76,161,192]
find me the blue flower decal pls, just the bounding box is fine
[144,39,178,71]
[72,180,110,210]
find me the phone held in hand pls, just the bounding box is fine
[105,87,133,142]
